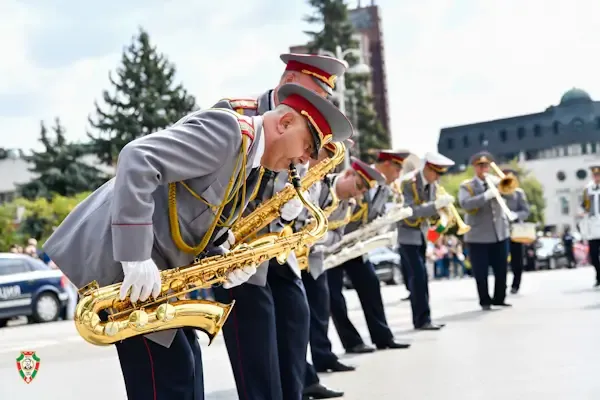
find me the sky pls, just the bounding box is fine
[2,0,600,159]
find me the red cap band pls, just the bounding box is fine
[285,60,337,89]
[281,94,332,145]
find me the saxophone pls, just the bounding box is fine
[322,200,414,271]
[294,143,346,271]
[74,166,329,346]
[232,142,346,244]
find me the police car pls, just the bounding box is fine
[0,253,69,328]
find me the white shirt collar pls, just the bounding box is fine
[251,116,265,169]
[269,90,276,110]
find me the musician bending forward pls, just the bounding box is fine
[327,150,412,354]
[397,152,455,330]
[501,168,531,294]
[302,153,380,397]
[41,83,351,400]
[458,152,513,310]
[212,53,351,400]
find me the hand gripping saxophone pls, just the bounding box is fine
[74,166,329,346]
[322,203,414,271]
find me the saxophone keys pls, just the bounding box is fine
[104,321,120,337]
[156,303,176,322]
[128,310,149,329]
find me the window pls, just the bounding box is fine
[572,118,584,132]
[533,124,542,137]
[592,142,598,154]
[0,258,30,276]
[559,196,569,216]
[479,132,486,145]
[498,129,507,142]
[462,135,469,147]
[582,143,588,155]
[446,138,454,150]
[517,126,526,139]
[553,121,561,134]
[556,171,566,181]
[596,117,600,129]
[576,169,588,180]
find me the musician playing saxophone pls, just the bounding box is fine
[500,168,531,294]
[211,53,350,400]
[397,151,455,330]
[40,83,350,400]
[458,151,513,311]
[327,150,412,354]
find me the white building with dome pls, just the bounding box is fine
[438,88,600,232]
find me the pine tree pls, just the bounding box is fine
[304,0,390,163]
[19,118,109,200]
[87,28,198,165]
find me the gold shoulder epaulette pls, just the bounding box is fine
[228,98,258,110]
[460,178,471,186]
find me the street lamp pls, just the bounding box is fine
[319,45,370,168]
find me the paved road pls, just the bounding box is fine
[1,267,600,399]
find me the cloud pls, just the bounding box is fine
[2,0,600,162]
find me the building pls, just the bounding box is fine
[289,1,390,140]
[0,150,114,204]
[437,88,600,231]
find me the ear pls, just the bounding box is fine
[283,72,296,83]
[277,111,295,133]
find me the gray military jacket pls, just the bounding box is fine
[299,174,351,279]
[397,169,439,246]
[43,108,264,347]
[458,176,510,244]
[502,188,530,222]
[344,178,391,235]
[213,90,309,286]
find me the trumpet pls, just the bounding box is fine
[433,185,471,236]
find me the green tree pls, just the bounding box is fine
[304,0,390,163]
[440,162,546,225]
[18,119,108,200]
[87,28,198,165]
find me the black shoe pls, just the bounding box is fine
[315,360,356,373]
[492,302,512,307]
[510,287,518,294]
[481,305,492,310]
[346,343,375,354]
[303,383,344,399]
[376,340,411,350]
[417,322,445,331]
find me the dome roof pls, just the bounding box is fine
[559,88,592,106]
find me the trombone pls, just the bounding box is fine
[484,162,519,221]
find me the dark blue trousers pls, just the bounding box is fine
[213,261,310,400]
[399,243,432,328]
[302,270,338,387]
[116,328,204,400]
[327,256,393,350]
[468,240,509,306]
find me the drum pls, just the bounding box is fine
[510,222,536,244]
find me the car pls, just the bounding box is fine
[0,253,70,328]
[344,247,403,288]
[533,237,569,270]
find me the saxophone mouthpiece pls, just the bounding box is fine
[289,163,302,189]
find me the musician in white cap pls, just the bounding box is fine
[397,151,455,330]
[581,164,600,286]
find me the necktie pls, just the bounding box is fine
[424,184,430,200]
[256,169,275,200]
[483,181,488,191]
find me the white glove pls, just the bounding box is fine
[221,230,236,250]
[434,194,454,209]
[223,265,258,289]
[483,186,499,201]
[312,244,326,253]
[280,197,304,221]
[119,259,162,303]
[508,211,519,222]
